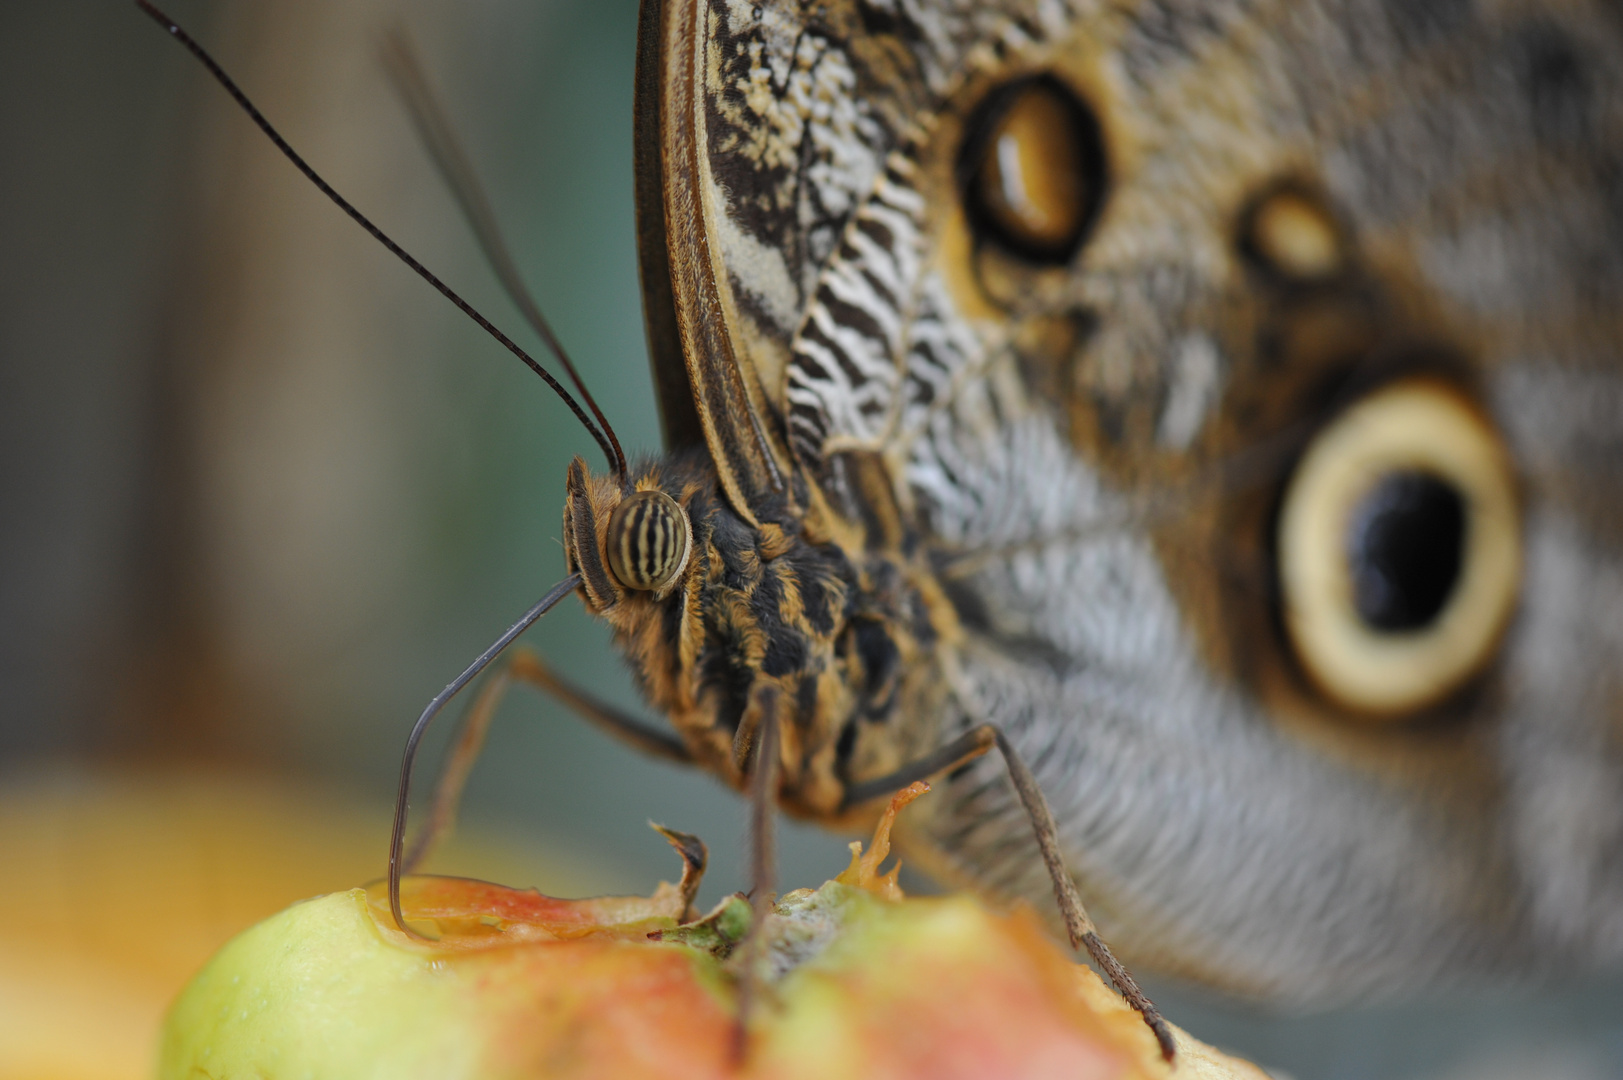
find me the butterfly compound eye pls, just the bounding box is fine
[1276,380,1521,717]
[963,76,1107,263]
[607,490,692,593]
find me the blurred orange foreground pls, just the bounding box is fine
[0,766,601,1080]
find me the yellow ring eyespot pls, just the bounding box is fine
[1276,378,1521,718]
[606,490,692,593]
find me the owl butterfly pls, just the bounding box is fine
[145,0,1623,1026]
[615,0,1623,1003]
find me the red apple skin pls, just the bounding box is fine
[748,894,1145,1080]
[434,927,740,1079]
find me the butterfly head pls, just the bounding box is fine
[562,453,773,786]
[563,456,699,610]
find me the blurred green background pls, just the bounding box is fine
[3,0,858,896]
[1,2,1618,1079]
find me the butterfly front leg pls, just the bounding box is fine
[395,646,693,882]
[844,724,1178,1062]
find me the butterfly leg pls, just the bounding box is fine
[503,647,694,763]
[401,647,692,875]
[842,724,1177,1062]
[730,684,783,1063]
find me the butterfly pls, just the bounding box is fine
[585,0,1623,1007]
[144,0,1623,1033]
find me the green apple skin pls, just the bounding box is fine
[158,887,738,1080]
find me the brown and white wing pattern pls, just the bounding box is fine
[661,0,1623,1000]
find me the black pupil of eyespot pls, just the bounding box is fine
[1346,471,1467,632]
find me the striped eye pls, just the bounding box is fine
[607,490,692,593]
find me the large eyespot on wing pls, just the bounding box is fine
[1276,378,1521,717]
[959,75,1108,265]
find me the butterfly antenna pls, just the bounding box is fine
[380,29,628,483]
[134,0,622,476]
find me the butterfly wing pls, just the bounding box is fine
[636,0,805,524]
[642,0,1623,1000]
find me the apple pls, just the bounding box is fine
[158,784,1267,1080]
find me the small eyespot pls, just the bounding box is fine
[1241,186,1343,282]
[1276,379,1521,718]
[961,76,1107,263]
[607,490,691,593]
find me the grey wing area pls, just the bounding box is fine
[920,365,1623,1002]
[730,0,1623,997]
[909,392,1541,999]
